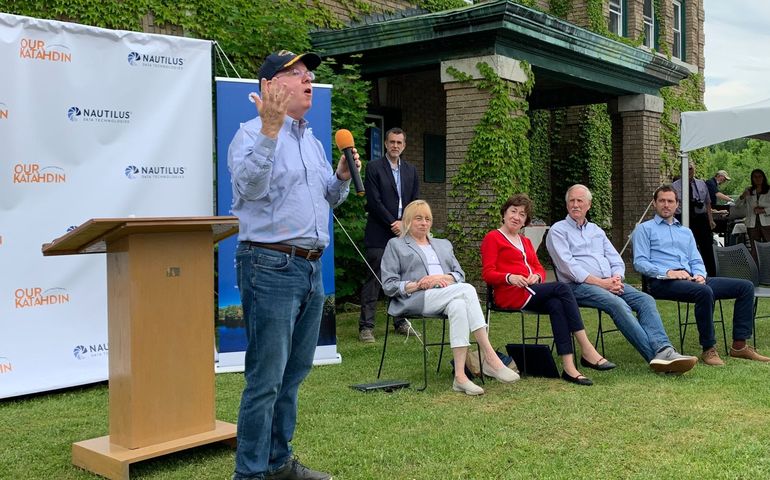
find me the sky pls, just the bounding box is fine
[703,0,770,110]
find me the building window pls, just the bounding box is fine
[643,0,655,48]
[672,0,684,59]
[423,134,446,183]
[609,0,623,36]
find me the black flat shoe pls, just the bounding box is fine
[561,370,593,386]
[580,356,617,371]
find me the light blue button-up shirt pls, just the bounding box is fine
[632,214,706,278]
[227,115,350,250]
[546,215,624,283]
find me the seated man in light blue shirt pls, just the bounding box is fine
[547,184,697,374]
[632,184,770,366]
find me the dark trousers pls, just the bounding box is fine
[690,213,716,277]
[647,276,754,349]
[524,282,585,355]
[359,247,405,330]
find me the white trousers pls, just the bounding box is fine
[422,283,486,348]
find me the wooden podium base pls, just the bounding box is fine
[72,421,237,479]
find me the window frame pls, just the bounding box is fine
[672,0,686,60]
[642,0,656,49]
[609,0,622,36]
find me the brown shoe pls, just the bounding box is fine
[701,347,725,366]
[358,329,375,343]
[729,345,770,362]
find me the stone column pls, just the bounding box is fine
[440,55,529,287]
[610,94,664,262]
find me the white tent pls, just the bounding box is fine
[678,97,770,225]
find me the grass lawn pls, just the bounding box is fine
[3,295,770,479]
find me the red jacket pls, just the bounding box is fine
[481,229,546,309]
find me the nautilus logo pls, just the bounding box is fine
[72,343,108,360]
[126,50,184,70]
[127,51,141,66]
[73,345,88,360]
[67,106,130,124]
[124,164,185,180]
[125,165,139,179]
[67,106,81,121]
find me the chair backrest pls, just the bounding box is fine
[485,283,519,313]
[713,243,759,286]
[755,241,770,286]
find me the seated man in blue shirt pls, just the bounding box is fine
[632,185,770,366]
[547,184,697,374]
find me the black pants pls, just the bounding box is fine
[359,247,405,331]
[690,214,715,277]
[524,283,584,355]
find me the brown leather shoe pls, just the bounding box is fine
[701,347,725,366]
[729,345,770,362]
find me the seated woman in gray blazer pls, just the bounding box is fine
[380,200,519,395]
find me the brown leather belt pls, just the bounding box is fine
[245,242,323,261]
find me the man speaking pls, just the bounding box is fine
[228,50,360,480]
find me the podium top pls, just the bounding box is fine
[42,216,239,256]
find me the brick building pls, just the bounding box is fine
[312,0,704,254]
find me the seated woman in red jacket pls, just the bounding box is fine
[481,193,615,386]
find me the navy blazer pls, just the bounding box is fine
[363,156,420,248]
[380,235,464,317]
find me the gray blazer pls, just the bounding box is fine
[380,234,465,317]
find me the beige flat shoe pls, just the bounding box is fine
[452,379,484,395]
[482,361,520,383]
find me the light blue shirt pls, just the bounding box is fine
[227,115,349,249]
[632,214,706,278]
[546,216,624,283]
[390,158,403,218]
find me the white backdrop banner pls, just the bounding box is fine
[0,13,213,398]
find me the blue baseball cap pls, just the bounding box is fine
[258,50,322,80]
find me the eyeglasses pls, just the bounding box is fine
[274,68,315,81]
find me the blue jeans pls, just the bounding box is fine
[570,283,671,362]
[233,245,325,480]
[647,276,754,349]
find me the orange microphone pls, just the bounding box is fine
[335,129,365,196]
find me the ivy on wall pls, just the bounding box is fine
[548,0,574,19]
[444,62,535,281]
[528,110,552,222]
[579,104,613,230]
[660,73,706,180]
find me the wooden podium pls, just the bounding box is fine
[42,217,240,479]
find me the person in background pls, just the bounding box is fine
[736,168,770,260]
[359,127,419,343]
[481,193,616,387]
[228,50,360,480]
[633,185,770,367]
[547,184,697,375]
[381,200,519,396]
[673,163,717,276]
[705,169,733,206]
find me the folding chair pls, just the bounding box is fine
[713,243,770,348]
[376,304,484,391]
[641,276,728,355]
[593,309,620,357]
[754,241,770,286]
[484,284,556,377]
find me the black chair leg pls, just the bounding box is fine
[377,314,391,379]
